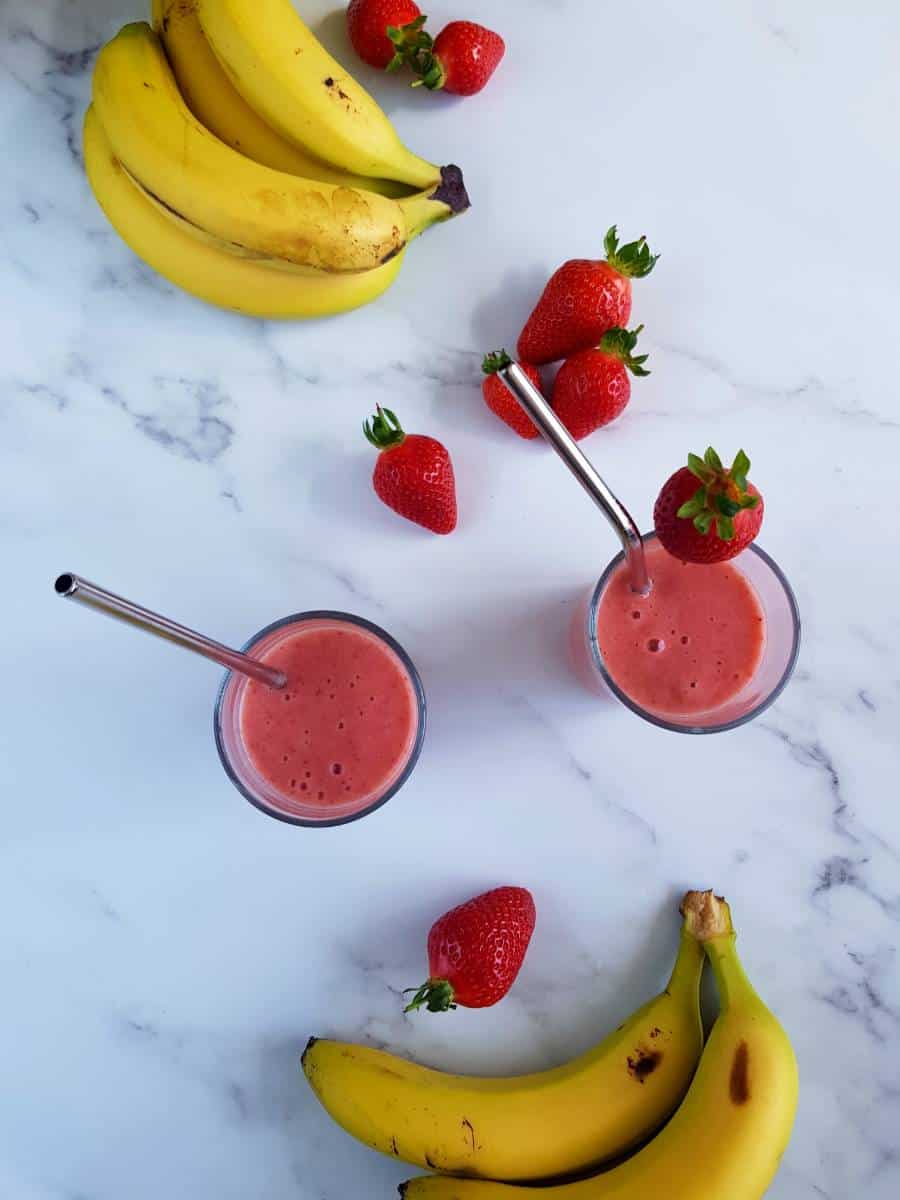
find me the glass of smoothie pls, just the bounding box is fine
[573,534,800,733]
[215,611,426,825]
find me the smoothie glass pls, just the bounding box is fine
[215,611,426,825]
[573,534,800,734]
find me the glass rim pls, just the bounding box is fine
[587,534,801,735]
[213,610,427,826]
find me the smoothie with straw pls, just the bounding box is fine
[232,616,421,815]
[595,539,765,719]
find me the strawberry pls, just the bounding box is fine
[347,0,422,70]
[654,448,764,564]
[481,350,542,439]
[405,886,536,1013]
[392,19,505,95]
[364,406,457,534]
[517,227,658,366]
[552,326,649,440]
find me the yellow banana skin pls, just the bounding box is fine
[197,0,441,188]
[302,919,704,1182]
[402,893,799,1200]
[150,0,409,197]
[92,24,465,272]
[83,105,404,319]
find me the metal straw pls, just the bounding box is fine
[498,362,650,594]
[54,573,287,688]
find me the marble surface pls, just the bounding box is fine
[2,1,899,1197]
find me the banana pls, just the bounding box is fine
[301,909,704,1182]
[197,0,441,188]
[402,892,799,1200]
[150,0,409,197]
[92,24,468,273]
[83,105,404,318]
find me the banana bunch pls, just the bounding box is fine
[83,1,469,319]
[303,892,798,1199]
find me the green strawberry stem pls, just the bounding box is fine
[598,326,651,376]
[386,15,446,88]
[363,405,406,450]
[404,978,457,1013]
[604,225,659,278]
[676,447,759,540]
[482,349,513,375]
[387,16,448,89]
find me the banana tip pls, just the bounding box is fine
[431,165,470,215]
[301,1036,318,1068]
[680,889,733,941]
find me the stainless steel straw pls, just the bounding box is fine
[498,362,650,594]
[54,573,287,688]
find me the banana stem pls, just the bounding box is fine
[401,165,470,240]
[666,925,705,994]
[680,891,762,1012]
[680,890,734,942]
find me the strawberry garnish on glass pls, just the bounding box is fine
[518,227,659,366]
[654,448,764,564]
[405,886,536,1013]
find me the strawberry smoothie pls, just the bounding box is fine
[594,539,765,720]
[215,614,424,825]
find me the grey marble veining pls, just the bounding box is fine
[2,1,899,1198]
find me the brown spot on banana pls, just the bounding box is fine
[627,1049,662,1082]
[462,1118,476,1153]
[390,1136,400,1156]
[730,1040,750,1104]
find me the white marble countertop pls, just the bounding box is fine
[2,1,899,1197]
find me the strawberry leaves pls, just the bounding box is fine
[364,405,406,449]
[598,325,651,376]
[386,14,430,73]
[604,225,659,279]
[482,349,513,375]
[676,447,759,540]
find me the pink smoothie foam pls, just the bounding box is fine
[595,540,766,718]
[239,618,419,809]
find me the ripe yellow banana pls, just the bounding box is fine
[92,24,468,272]
[302,908,704,1182]
[83,105,403,318]
[402,892,799,1200]
[197,0,440,188]
[150,0,409,197]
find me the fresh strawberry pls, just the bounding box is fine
[517,227,658,366]
[405,886,536,1013]
[392,19,505,95]
[552,326,649,440]
[364,406,457,534]
[347,0,422,69]
[481,350,542,439]
[654,448,764,564]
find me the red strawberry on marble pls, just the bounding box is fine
[481,350,542,439]
[392,19,505,95]
[347,0,422,69]
[552,326,650,440]
[518,227,658,366]
[654,447,764,564]
[364,406,457,534]
[405,886,536,1012]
